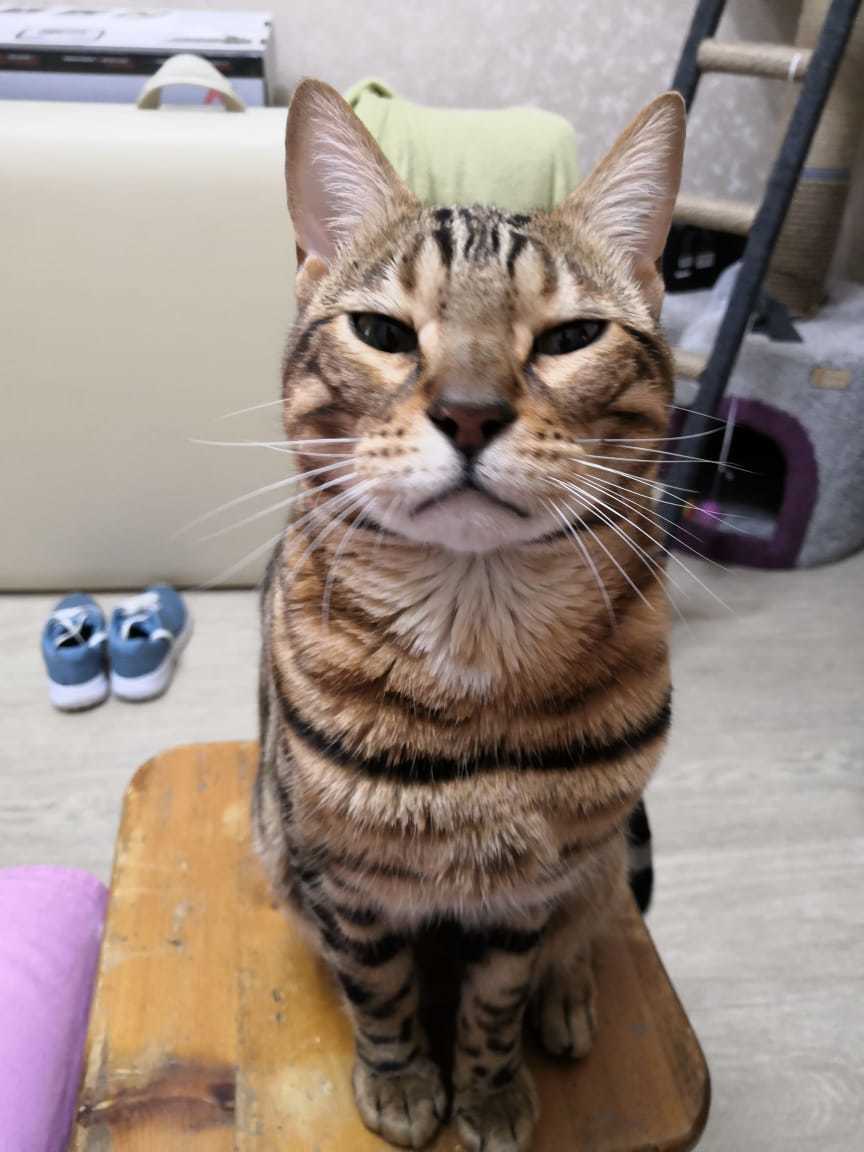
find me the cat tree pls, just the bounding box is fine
[664,0,864,569]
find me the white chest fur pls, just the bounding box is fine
[351,545,579,696]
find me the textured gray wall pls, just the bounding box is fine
[79,2,862,276]
[163,0,801,201]
[274,0,802,202]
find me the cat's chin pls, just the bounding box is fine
[374,489,557,554]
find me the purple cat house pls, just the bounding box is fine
[663,271,864,569]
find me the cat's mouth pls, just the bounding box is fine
[412,474,530,520]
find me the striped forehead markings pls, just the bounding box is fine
[426,206,534,270]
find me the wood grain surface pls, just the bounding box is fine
[70,741,709,1152]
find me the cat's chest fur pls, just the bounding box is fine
[346,545,585,697]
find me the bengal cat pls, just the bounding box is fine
[254,80,685,1151]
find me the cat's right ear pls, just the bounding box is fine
[285,79,410,288]
[557,92,685,315]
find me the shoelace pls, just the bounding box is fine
[116,592,174,645]
[50,606,106,649]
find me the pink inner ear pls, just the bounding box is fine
[635,261,666,316]
[291,164,337,265]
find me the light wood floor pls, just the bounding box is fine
[1,553,862,1151]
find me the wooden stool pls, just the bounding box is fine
[70,742,710,1151]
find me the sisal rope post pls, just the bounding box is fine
[765,1,864,316]
[697,39,813,80]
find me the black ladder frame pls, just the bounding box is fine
[662,0,862,534]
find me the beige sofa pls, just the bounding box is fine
[1,97,296,590]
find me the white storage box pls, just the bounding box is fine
[0,58,297,590]
[0,6,273,105]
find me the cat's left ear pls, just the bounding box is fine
[559,92,685,315]
[285,79,412,279]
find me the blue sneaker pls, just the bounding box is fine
[41,593,109,711]
[108,585,192,702]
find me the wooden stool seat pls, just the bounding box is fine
[70,742,709,1151]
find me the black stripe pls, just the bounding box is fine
[628,799,651,843]
[364,975,414,1020]
[318,905,405,967]
[622,325,671,382]
[280,693,672,785]
[462,927,542,964]
[335,851,424,883]
[490,1063,519,1088]
[361,1045,419,1075]
[487,1034,517,1056]
[348,933,406,967]
[506,233,527,277]
[460,208,477,259]
[332,901,379,927]
[283,315,331,376]
[535,239,558,294]
[501,982,531,1003]
[476,997,524,1021]
[432,207,454,268]
[361,1016,413,1046]
[339,972,371,1006]
[273,769,293,827]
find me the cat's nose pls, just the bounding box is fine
[426,399,517,459]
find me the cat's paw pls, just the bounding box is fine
[352,1055,446,1149]
[530,967,597,1060]
[454,1064,538,1152]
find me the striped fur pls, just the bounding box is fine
[254,81,684,1151]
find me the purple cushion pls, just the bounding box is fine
[0,867,107,1152]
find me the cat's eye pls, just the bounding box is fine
[350,312,418,354]
[533,319,606,357]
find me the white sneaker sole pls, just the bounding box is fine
[111,616,193,703]
[49,671,109,711]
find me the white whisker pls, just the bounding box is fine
[555,480,672,596]
[582,447,754,473]
[558,480,687,598]
[197,471,359,543]
[283,480,378,590]
[668,402,728,424]
[173,458,353,538]
[199,528,286,590]
[557,483,691,629]
[546,499,615,624]
[580,471,750,525]
[576,426,725,445]
[190,436,361,450]
[561,479,735,615]
[321,494,376,627]
[578,475,727,557]
[552,480,659,611]
[219,397,288,419]
[577,458,696,493]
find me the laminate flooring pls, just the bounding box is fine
[2,551,862,1150]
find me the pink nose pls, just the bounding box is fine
[427,400,516,459]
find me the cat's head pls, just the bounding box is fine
[282,81,684,554]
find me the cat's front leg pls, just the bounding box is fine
[530,833,628,1060]
[319,885,446,1150]
[453,916,546,1152]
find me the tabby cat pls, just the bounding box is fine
[254,80,685,1152]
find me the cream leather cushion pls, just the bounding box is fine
[1,99,296,589]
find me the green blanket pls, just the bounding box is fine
[345,78,580,213]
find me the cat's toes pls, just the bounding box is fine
[454,1065,538,1152]
[531,972,597,1060]
[352,1055,446,1149]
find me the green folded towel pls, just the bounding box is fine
[345,78,580,213]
